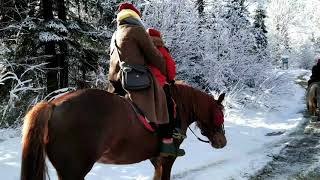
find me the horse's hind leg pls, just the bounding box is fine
[58,175,85,180]
[55,160,94,180]
[47,145,96,180]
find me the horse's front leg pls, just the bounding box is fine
[150,157,162,180]
[161,157,176,180]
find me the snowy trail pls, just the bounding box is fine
[251,111,320,180]
[174,70,315,180]
[250,74,320,180]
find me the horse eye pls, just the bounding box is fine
[201,130,206,136]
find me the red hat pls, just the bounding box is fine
[119,3,142,17]
[146,28,161,38]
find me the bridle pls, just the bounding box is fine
[188,102,225,144]
[188,126,210,143]
[188,124,225,144]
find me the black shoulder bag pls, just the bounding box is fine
[114,37,151,91]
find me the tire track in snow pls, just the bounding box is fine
[172,159,228,180]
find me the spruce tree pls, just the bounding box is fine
[253,8,268,52]
[196,0,205,18]
[0,0,120,126]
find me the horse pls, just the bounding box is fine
[306,82,320,117]
[20,82,227,180]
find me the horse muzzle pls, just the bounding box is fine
[211,132,227,149]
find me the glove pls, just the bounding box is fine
[168,80,175,86]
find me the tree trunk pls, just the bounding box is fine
[57,0,68,88]
[196,0,204,18]
[45,42,58,94]
[42,0,58,94]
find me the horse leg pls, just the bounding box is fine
[58,175,85,180]
[150,157,162,180]
[47,144,96,180]
[161,157,176,180]
[316,86,320,113]
[55,160,94,180]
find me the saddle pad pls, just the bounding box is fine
[137,114,156,132]
[129,102,157,132]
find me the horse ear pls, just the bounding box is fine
[217,93,225,104]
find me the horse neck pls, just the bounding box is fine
[173,84,212,132]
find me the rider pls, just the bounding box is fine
[108,3,184,157]
[308,57,320,87]
[146,28,184,137]
[146,28,176,87]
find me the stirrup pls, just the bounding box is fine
[173,132,186,140]
[173,128,186,140]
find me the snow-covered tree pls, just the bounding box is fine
[0,0,115,126]
[196,0,205,18]
[253,7,268,53]
[266,0,295,65]
[203,0,266,90]
[142,0,205,87]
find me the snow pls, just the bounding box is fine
[45,21,69,33]
[67,22,81,30]
[0,69,308,180]
[39,32,65,42]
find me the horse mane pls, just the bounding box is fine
[172,82,219,128]
[173,81,216,105]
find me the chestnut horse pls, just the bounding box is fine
[307,82,320,116]
[20,82,226,180]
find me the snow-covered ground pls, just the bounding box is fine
[0,69,309,180]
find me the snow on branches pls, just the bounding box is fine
[39,32,65,42]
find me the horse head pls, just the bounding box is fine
[196,93,227,149]
[172,83,227,149]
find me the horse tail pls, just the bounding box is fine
[21,102,55,180]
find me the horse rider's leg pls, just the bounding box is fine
[150,158,162,180]
[157,85,185,157]
[161,157,176,180]
[155,83,169,125]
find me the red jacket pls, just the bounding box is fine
[149,46,176,87]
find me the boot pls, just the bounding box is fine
[163,86,185,140]
[158,124,185,157]
[160,138,185,157]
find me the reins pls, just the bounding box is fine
[188,126,210,143]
